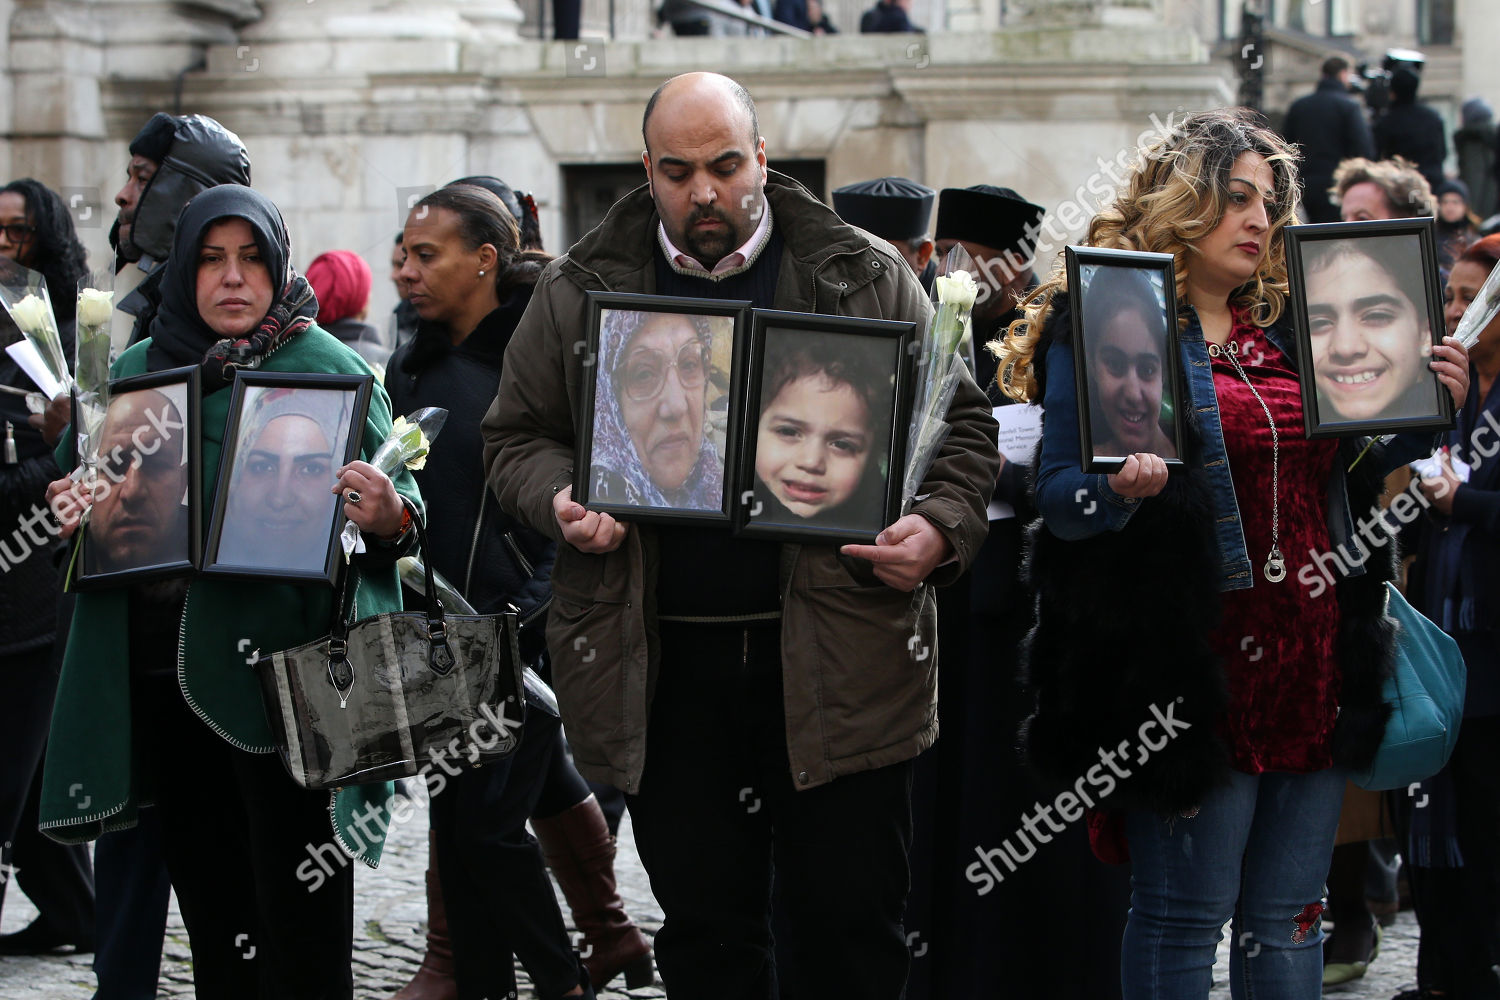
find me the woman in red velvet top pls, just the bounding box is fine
[992,109,1470,999]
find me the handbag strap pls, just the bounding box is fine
[326,497,458,700]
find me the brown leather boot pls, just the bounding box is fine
[532,795,654,991]
[391,831,458,1000]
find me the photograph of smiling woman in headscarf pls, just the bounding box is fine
[587,307,733,512]
[214,384,356,573]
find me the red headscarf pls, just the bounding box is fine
[305,250,372,326]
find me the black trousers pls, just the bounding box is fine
[626,621,914,1000]
[429,710,585,1000]
[92,813,172,1000]
[1407,715,1500,997]
[136,673,354,1000]
[0,643,94,942]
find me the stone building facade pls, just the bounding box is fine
[0,0,1494,323]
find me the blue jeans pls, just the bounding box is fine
[1122,767,1347,1000]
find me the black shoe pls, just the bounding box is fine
[0,919,95,955]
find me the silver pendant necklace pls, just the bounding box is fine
[1209,339,1285,583]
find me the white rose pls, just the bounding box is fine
[77,288,114,328]
[10,293,53,333]
[935,270,979,311]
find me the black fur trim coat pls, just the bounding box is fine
[1018,296,1395,816]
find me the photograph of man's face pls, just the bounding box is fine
[1302,236,1442,425]
[588,308,733,511]
[85,384,191,576]
[1079,264,1179,465]
[749,329,893,532]
[214,386,353,574]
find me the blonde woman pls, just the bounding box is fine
[995,108,1470,999]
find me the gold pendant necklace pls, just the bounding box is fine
[1209,339,1285,584]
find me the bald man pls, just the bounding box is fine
[86,388,189,577]
[483,72,999,997]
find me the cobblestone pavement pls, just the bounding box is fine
[1,805,1422,999]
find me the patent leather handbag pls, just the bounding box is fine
[258,500,525,790]
[1352,582,1466,792]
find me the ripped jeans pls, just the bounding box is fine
[1122,767,1347,1000]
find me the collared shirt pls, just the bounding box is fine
[657,196,774,280]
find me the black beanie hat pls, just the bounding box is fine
[129,112,179,164]
[934,185,1046,253]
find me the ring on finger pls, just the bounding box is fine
[346,490,362,504]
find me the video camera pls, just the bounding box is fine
[1350,48,1426,115]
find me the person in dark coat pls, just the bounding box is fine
[385,183,652,1000]
[832,177,936,292]
[1454,96,1496,219]
[0,178,93,958]
[1282,56,1376,223]
[901,184,1131,1000]
[1374,67,1448,192]
[860,0,921,33]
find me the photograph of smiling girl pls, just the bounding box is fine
[736,311,913,544]
[1066,248,1185,474]
[576,293,747,523]
[203,372,371,584]
[1285,221,1452,437]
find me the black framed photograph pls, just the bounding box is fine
[202,372,372,586]
[574,292,749,525]
[75,366,200,588]
[1284,219,1453,438]
[1065,246,1185,474]
[734,309,915,544]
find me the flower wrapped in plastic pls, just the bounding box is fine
[341,407,448,560]
[901,246,980,513]
[0,259,69,397]
[71,270,116,481]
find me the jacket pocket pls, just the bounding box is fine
[796,553,935,763]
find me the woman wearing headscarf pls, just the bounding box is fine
[306,248,392,371]
[38,184,421,999]
[0,178,93,955]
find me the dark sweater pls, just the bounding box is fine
[651,230,785,618]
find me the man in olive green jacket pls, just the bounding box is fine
[482,72,998,997]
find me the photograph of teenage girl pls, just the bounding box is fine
[1080,264,1179,463]
[749,330,892,532]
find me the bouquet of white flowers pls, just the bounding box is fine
[0,259,69,397]
[901,246,980,513]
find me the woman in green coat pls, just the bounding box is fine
[40,185,419,999]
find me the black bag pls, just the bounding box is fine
[258,501,525,790]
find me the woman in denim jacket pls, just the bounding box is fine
[994,109,1471,999]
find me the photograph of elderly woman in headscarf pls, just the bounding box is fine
[1078,263,1180,465]
[1300,234,1444,427]
[587,307,733,512]
[214,385,356,573]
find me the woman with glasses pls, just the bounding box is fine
[387,182,653,1000]
[0,178,93,955]
[588,309,726,511]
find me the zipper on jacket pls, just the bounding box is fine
[501,531,535,579]
[463,481,488,597]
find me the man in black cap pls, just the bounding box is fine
[905,184,1130,1000]
[113,113,252,349]
[832,176,937,292]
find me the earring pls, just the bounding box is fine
[478,270,486,276]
